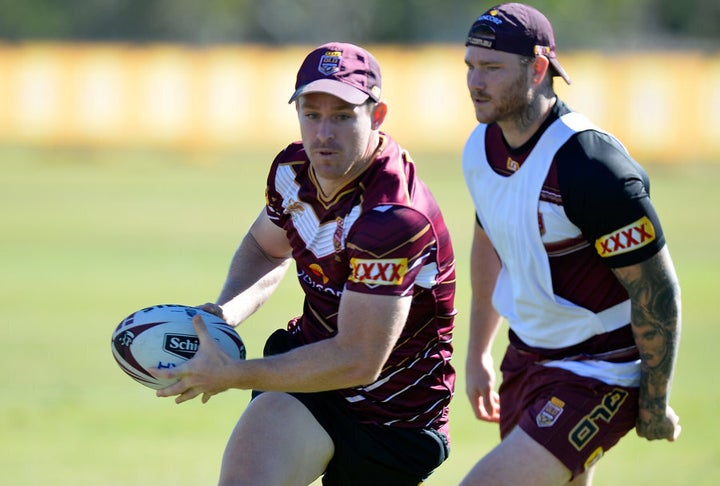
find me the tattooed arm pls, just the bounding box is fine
[612,245,682,441]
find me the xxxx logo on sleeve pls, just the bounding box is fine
[595,216,656,257]
[349,258,408,286]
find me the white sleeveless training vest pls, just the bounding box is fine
[462,112,639,386]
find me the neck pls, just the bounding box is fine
[499,94,557,149]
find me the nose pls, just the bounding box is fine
[317,118,334,143]
[467,68,484,91]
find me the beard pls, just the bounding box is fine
[472,69,540,131]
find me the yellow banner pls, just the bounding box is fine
[0,43,717,163]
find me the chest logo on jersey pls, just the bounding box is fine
[506,156,520,172]
[309,263,329,284]
[283,198,305,216]
[595,216,656,257]
[349,258,408,286]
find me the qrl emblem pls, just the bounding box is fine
[536,396,565,427]
[318,50,342,75]
[163,333,200,359]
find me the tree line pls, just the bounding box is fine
[1,0,717,49]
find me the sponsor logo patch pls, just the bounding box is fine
[536,396,565,427]
[349,258,408,286]
[163,333,199,360]
[481,10,501,23]
[534,45,552,56]
[569,388,629,451]
[595,216,656,257]
[309,263,330,284]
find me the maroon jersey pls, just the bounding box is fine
[264,133,456,431]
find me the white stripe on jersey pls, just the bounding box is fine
[275,164,359,259]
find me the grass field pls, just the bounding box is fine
[1,147,718,485]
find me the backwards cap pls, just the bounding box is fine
[466,3,571,85]
[289,42,382,105]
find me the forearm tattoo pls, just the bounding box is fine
[614,249,681,429]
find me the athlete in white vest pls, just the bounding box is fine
[459,4,682,486]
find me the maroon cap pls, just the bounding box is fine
[289,42,382,105]
[466,3,571,85]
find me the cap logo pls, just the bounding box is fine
[317,50,342,76]
[479,10,502,24]
[534,45,552,56]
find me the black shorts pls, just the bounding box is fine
[258,329,450,486]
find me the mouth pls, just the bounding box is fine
[472,92,491,104]
[311,147,339,158]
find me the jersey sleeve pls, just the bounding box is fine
[345,205,438,296]
[558,130,666,268]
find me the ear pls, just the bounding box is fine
[532,56,551,85]
[370,101,388,130]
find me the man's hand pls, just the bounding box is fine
[465,351,501,423]
[636,405,681,441]
[150,314,237,404]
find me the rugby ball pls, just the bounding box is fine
[111,304,246,389]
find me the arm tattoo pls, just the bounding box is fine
[613,247,681,427]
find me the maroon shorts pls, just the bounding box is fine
[499,345,639,478]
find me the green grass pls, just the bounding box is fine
[1,148,718,485]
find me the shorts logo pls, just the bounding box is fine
[349,258,408,286]
[318,50,342,76]
[536,396,565,427]
[595,216,656,257]
[569,388,629,451]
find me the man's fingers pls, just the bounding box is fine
[198,302,224,318]
[175,387,202,404]
[192,314,212,341]
[155,378,186,398]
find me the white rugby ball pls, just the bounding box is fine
[111,304,246,389]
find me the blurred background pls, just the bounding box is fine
[0,0,719,160]
[2,1,719,485]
